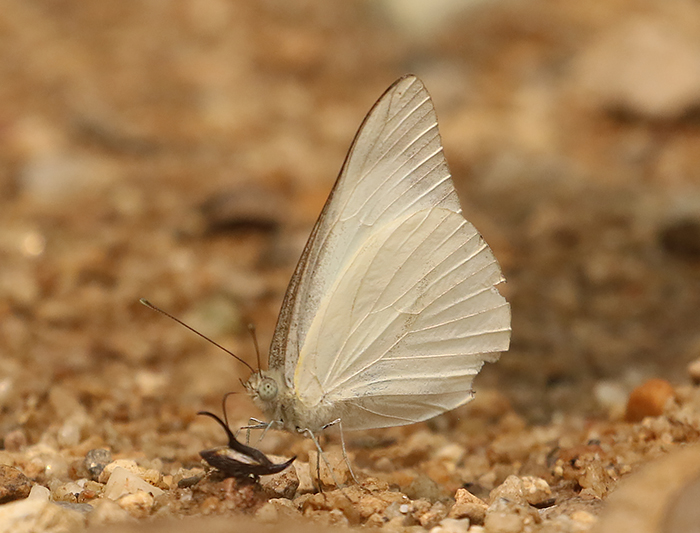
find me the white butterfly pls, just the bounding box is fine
[245,75,510,448]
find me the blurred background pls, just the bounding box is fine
[1,0,700,451]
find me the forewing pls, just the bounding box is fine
[269,75,462,386]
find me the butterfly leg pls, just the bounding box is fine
[256,419,279,445]
[300,427,343,490]
[315,449,321,493]
[236,417,264,443]
[321,418,358,484]
[239,418,276,445]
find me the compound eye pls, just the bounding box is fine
[258,377,278,401]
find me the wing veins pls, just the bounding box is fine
[330,327,509,392]
[367,214,464,313]
[344,401,416,423]
[391,301,511,338]
[369,153,447,223]
[324,223,491,385]
[325,266,504,392]
[341,94,431,206]
[372,233,484,316]
[350,128,441,220]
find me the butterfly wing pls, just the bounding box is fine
[270,75,510,429]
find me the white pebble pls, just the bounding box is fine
[103,467,164,500]
[27,484,50,501]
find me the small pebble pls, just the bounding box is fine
[356,493,389,521]
[406,473,447,502]
[520,476,552,507]
[102,467,164,500]
[485,489,540,532]
[177,474,203,489]
[625,379,675,422]
[489,475,526,505]
[27,484,50,501]
[419,501,449,529]
[117,490,155,518]
[173,467,205,487]
[0,465,32,504]
[98,459,140,483]
[448,488,487,524]
[52,481,83,502]
[84,449,112,481]
[294,461,315,493]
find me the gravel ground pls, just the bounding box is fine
[1,1,700,532]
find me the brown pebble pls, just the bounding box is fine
[0,464,32,504]
[448,488,488,524]
[521,476,553,507]
[117,490,155,518]
[77,489,97,503]
[489,475,527,505]
[625,379,675,422]
[418,501,448,529]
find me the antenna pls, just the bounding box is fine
[247,323,262,373]
[221,391,238,430]
[139,299,255,373]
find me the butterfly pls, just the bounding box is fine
[243,75,511,474]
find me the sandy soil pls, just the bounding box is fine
[1,1,700,532]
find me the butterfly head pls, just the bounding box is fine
[245,369,323,432]
[244,370,283,409]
